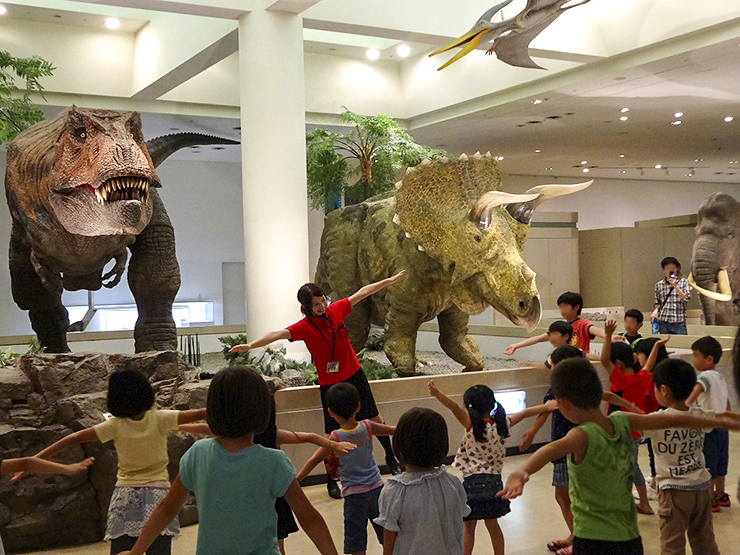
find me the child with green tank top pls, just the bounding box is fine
[499,357,740,555]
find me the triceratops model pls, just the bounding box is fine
[5,107,237,353]
[316,152,591,376]
[689,192,738,326]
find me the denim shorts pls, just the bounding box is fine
[552,462,569,487]
[343,486,384,554]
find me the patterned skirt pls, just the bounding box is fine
[105,486,180,541]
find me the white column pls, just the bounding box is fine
[238,9,310,356]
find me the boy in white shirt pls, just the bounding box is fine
[648,358,721,555]
[686,336,731,511]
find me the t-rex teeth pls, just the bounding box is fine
[95,188,104,204]
[393,214,401,225]
[102,187,108,201]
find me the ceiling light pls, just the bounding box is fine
[104,17,120,29]
[496,156,504,161]
[0,5,6,14]
[534,149,541,153]
[620,108,629,113]
[396,44,410,58]
[546,167,553,170]
[724,116,734,122]
[695,158,703,162]
[674,112,683,118]
[671,120,681,125]
[582,168,590,173]
[532,99,543,105]
[581,160,588,165]
[655,164,662,169]
[366,49,380,60]
[619,154,625,158]
[619,170,626,174]
[620,116,629,121]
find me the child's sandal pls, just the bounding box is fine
[556,546,573,555]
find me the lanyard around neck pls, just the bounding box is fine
[308,313,337,362]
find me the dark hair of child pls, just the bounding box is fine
[462,385,509,443]
[624,308,644,324]
[661,257,680,269]
[548,320,573,339]
[107,367,155,418]
[652,359,697,402]
[325,382,361,420]
[297,283,325,315]
[551,357,603,410]
[207,366,271,438]
[556,291,584,316]
[691,336,723,364]
[634,337,669,367]
[550,345,584,366]
[392,407,449,469]
[611,342,635,368]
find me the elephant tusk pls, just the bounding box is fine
[688,272,732,302]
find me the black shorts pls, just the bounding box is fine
[320,369,380,434]
[703,428,729,478]
[275,496,298,540]
[463,474,510,521]
[573,536,643,555]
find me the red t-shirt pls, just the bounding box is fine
[286,298,360,386]
[569,318,595,353]
[610,367,654,438]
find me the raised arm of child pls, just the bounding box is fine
[627,410,740,433]
[229,329,292,353]
[508,399,559,428]
[348,271,405,306]
[642,335,670,373]
[499,427,588,499]
[428,380,471,429]
[2,455,95,476]
[295,445,333,483]
[685,380,705,408]
[504,333,548,356]
[602,391,644,414]
[600,319,618,373]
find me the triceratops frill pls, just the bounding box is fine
[316,152,591,376]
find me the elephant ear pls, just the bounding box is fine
[393,152,502,263]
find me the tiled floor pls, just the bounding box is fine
[28,443,740,555]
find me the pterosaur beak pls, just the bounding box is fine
[430,27,491,71]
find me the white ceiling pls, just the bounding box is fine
[0,1,147,32]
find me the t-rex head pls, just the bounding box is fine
[43,107,158,236]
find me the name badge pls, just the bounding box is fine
[327,361,339,373]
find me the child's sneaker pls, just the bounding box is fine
[711,498,721,513]
[718,493,731,507]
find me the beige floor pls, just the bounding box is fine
[27,444,740,555]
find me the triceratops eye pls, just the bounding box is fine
[75,127,87,141]
[474,235,482,243]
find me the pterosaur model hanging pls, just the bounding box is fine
[430,0,591,71]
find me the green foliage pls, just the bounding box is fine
[0,347,20,367]
[364,332,385,351]
[306,108,448,210]
[0,51,55,143]
[358,350,397,381]
[26,337,45,355]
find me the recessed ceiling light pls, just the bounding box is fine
[531,99,543,105]
[0,5,6,15]
[496,156,504,161]
[366,49,380,60]
[396,44,410,58]
[545,167,553,170]
[620,108,629,113]
[619,154,625,158]
[671,120,682,125]
[580,160,588,165]
[534,149,541,153]
[695,158,703,162]
[674,112,683,118]
[104,17,120,29]
[619,170,626,174]
[582,168,590,173]
[724,116,734,122]
[655,164,662,169]
[620,116,629,121]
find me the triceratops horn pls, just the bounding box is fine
[470,191,540,228]
[506,181,593,225]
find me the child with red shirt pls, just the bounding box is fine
[230,271,405,499]
[504,291,617,356]
[602,319,669,516]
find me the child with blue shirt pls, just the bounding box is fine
[120,366,338,555]
[297,382,395,555]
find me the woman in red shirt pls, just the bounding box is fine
[230,271,404,498]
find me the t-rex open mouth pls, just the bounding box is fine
[80,176,150,204]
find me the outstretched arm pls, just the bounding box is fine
[367,422,395,437]
[504,333,548,356]
[600,319,617,373]
[627,411,740,433]
[178,409,206,425]
[642,335,669,373]
[277,430,356,454]
[428,380,471,429]
[178,423,212,435]
[508,400,558,428]
[520,412,548,451]
[2,456,95,476]
[32,428,99,460]
[229,329,292,353]
[602,391,643,414]
[518,360,547,369]
[684,382,705,408]
[499,428,587,499]
[295,445,333,483]
[284,480,339,554]
[348,271,405,306]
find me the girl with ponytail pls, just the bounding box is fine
[429,380,558,555]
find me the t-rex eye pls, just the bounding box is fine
[75,127,87,141]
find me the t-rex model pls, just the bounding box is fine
[689,192,737,325]
[430,0,592,71]
[316,152,591,376]
[5,107,238,353]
